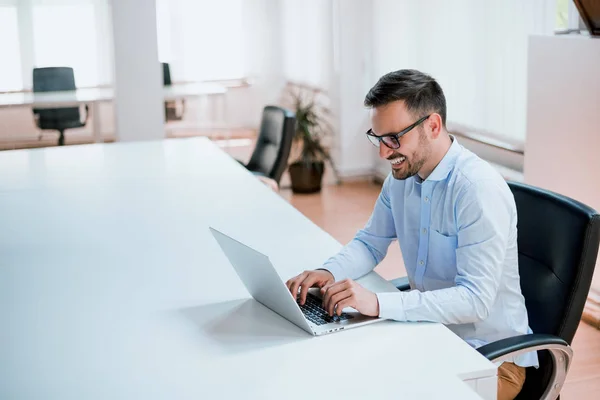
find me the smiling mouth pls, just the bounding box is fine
[389,156,406,168]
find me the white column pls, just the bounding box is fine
[16,0,35,90]
[110,0,164,142]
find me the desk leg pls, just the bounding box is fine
[219,93,229,147]
[92,102,102,143]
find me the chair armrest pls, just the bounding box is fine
[478,333,572,400]
[388,276,410,291]
[477,333,569,362]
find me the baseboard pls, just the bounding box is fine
[583,288,600,330]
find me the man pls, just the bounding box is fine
[286,69,537,400]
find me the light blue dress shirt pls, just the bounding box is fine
[323,136,538,368]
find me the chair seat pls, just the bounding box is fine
[36,118,86,131]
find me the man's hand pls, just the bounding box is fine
[286,270,334,305]
[321,279,380,317]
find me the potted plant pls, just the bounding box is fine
[284,84,339,194]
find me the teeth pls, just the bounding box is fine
[390,156,405,165]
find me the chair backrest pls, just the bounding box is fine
[245,106,296,183]
[162,63,172,86]
[509,181,600,399]
[32,67,81,129]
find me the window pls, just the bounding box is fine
[156,0,245,82]
[556,0,570,30]
[32,3,99,87]
[0,5,23,91]
[373,0,555,142]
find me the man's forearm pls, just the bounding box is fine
[377,284,494,325]
[322,237,382,282]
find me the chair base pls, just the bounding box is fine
[58,130,65,146]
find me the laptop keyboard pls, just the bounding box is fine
[298,292,354,326]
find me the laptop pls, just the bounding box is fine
[209,227,400,336]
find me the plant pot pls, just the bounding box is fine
[289,161,325,194]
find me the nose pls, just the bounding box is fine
[379,141,393,159]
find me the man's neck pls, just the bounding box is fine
[418,133,453,180]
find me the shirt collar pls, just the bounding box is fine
[416,135,461,183]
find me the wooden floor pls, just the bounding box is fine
[281,181,600,399]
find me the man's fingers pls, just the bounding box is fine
[322,280,350,311]
[335,298,355,316]
[288,273,307,300]
[320,283,332,295]
[299,275,318,305]
[327,291,352,316]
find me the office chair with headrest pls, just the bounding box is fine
[162,62,185,121]
[390,181,600,399]
[32,67,89,146]
[242,105,296,184]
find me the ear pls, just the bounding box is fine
[427,113,443,139]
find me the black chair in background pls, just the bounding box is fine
[32,67,89,146]
[162,62,185,121]
[241,105,296,184]
[390,181,600,399]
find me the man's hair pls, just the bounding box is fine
[364,69,447,127]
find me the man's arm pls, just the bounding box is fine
[377,180,510,324]
[322,174,397,282]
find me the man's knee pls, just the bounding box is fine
[497,362,526,400]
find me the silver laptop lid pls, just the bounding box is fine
[209,227,313,334]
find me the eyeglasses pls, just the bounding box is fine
[366,114,430,149]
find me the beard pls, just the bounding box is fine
[389,129,431,180]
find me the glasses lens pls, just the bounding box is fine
[367,134,380,147]
[381,136,400,149]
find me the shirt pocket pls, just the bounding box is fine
[427,229,458,281]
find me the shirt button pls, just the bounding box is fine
[422,228,427,234]
[419,260,424,266]
[424,197,430,202]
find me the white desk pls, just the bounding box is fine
[0,83,227,142]
[0,138,496,399]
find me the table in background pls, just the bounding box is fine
[0,83,227,142]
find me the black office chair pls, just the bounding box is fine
[242,105,296,184]
[32,67,89,146]
[162,62,185,121]
[390,181,600,400]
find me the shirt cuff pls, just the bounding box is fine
[376,292,407,321]
[318,264,347,282]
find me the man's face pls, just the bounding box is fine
[370,101,431,180]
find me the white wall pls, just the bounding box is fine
[277,0,375,179]
[331,0,374,178]
[524,34,600,286]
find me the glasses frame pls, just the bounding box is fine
[365,114,430,149]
